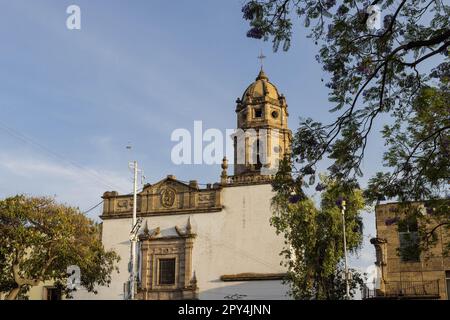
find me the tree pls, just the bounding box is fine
[271,169,366,299]
[365,74,449,202]
[242,0,449,253]
[0,195,120,300]
[241,0,449,196]
[365,77,449,255]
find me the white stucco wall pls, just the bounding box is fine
[74,183,290,300]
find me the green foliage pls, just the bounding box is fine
[271,169,366,299]
[365,79,449,255]
[365,80,449,202]
[389,200,450,260]
[242,0,449,194]
[0,195,120,300]
[243,0,449,257]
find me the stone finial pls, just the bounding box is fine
[221,157,228,184]
[143,221,149,235]
[190,271,198,288]
[186,217,192,235]
[189,180,199,189]
[102,191,118,198]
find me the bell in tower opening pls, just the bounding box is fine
[233,68,292,177]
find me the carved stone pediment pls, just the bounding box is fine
[136,219,198,300]
[101,175,222,219]
[142,176,198,195]
[139,219,195,242]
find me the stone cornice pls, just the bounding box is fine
[100,206,222,220]
[220,273,287,282]
[222,174,274,187]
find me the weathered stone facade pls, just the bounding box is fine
[101,175,222,219]
[371,202,450,299]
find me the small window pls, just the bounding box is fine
[159,258,176,285]
[254,108,262,118]
[446,270,450,300]
[273,145,282,154]
[398,217,418,233]
[398,217,420,262]
[255,139,262,169]
[271,110,279,119]
[46,287,62,300]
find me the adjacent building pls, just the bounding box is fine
[367,202,450,300]
[0,282,62,300]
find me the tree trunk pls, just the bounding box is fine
[6,287,21,300]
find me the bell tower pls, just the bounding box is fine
[233,68,291,176]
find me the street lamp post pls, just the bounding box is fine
[129,160,138,300]
[341,199,350,300]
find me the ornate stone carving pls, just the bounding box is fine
[137,223,198,300]
[220,157,228,184]
[161,188,176,208]
[101,175,222,219]
[175,218,194,237]
[117,200,129,208]
[224,173,274,186]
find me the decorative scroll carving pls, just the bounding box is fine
[161,188,176,208]
[198,194,213,202]
[115,199,132,212]
[175,218,194,237]
[117,200,129,208]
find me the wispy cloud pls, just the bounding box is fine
[0,150,130,218]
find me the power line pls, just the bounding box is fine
[81,186,146,215]
[178,179,217,186]
[0,121,125,192]
[82,200,104,215]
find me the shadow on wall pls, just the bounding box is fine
[199,280,291,300]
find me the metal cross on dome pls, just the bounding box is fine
[257,50,266,69]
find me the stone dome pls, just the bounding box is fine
[241,69,280,103]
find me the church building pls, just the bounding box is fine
[77,68,292,300]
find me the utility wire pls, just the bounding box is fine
[0,120,125,192]
[81,187,145,215]
[178,179,218,186]
[82,200,104,215]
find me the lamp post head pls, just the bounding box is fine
[336,196,348,209]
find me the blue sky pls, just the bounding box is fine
[0,0,385,281]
